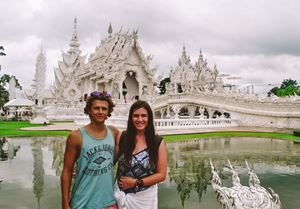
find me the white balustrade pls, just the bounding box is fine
[154,118,237,130]
[74,116,237,129]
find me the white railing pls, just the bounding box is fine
[153,93,300,116]
[74,116,238,129]
[154,118,238,130]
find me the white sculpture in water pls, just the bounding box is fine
[210,159,281,209]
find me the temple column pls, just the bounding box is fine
[119,81,124,103]
[171,104,183,119]
[166,105,171,118]
[188,105,196,118]
[159,109,164,119]
[207,108,214,119]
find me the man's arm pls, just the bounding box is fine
[108,125,121,164]
[60,130,82,209]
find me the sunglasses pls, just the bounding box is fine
[90,91,111,98]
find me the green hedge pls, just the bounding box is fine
[294,130,300,137]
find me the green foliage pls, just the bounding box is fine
[267,87,278,97]
[267,78,300,97]
[158,77,171,95]
[0,46,6,56]
[294,130,300,137]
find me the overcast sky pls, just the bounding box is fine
[1,0,300,93]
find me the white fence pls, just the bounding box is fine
[105,117,238,130]
[154,118,238,130]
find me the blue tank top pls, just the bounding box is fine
[70,126,116,209]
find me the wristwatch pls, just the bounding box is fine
[135,178,144,190]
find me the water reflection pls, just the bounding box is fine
[50,140,65,176]
[168,152,211,207]
[31,139,46,209]
[0,137,20,162]
[165,137,300,208]
[0,137,299,209]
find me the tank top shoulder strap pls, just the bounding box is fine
[106,125,114,139]
[79,127,87,137]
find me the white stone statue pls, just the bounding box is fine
[8,76,16,101]
[210,159,281,209]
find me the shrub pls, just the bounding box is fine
[294,130,300,137]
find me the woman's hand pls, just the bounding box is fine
[118,176,136,190]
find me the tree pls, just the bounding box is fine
[267,78,300,97]
[0,46,6,56]
[280,78,298,89]
[158,77,171,95]
[0,74,22,108]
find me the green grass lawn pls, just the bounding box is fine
[0,120,299,142]
[0,121,70,137]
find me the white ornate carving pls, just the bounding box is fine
[22,20,300,128]
[52,18,86,103]
[24,47,47,105]
[170,48,222,94]
[210,159,281,209]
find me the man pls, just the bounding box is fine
[61,91,120,209]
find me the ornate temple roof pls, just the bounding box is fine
[4,99,35,107]
[169,47,221,93]
[76,24,156,82]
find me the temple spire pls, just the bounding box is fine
[68,17,80,54]
[198,49,204,63]
[108,23,112,37]
[33,47,47,102]
[180,45,188,63]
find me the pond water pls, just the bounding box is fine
[0,136,300,209]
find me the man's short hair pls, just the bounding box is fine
[84,91,115,117]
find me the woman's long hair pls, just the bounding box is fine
[122,100,157,164]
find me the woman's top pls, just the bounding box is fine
[117,131,162,194]
[117,148,156,193]
[70,126,116,209]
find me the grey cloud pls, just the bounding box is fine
[1,0,300,91]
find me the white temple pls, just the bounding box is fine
[23,46,49,124]
[24,46,48,105]
[52,18,86,105]
[23,19,300,129]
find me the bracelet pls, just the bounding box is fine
[135,178,144,190]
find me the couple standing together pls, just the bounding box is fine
[61,91,167,209]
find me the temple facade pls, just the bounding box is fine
[23,19,300,129]
[75,23,157,104]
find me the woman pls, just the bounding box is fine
[114,100,167,209]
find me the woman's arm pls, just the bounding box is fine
[142,140,167,186]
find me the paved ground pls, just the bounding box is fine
[21,122,294,135]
